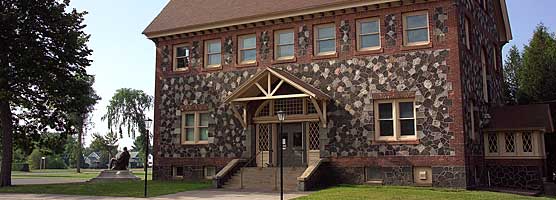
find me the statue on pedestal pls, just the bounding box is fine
[110,147,131,170]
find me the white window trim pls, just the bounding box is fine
[314,23,337,56]
[173,44,190,71]
[182,111,209,145]
[238,34,257,64]
[374,99,417,142]
[402,11,430,46]
[356,17,381,51]
[274,29,295,61]
[204,39,222,69]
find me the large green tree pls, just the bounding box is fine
[90,132,119,167]
[517,24,556,103]
[0,0,98,186]
[502,45,522,104]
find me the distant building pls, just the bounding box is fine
[84,152,102,169]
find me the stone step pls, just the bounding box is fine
[223,167,306,191]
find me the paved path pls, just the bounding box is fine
[0,189,309,200]
[11,178,87,185]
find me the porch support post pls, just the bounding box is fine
[231,103,247,129]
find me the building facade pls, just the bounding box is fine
[143,0,553,191]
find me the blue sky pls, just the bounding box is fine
[68,0,556,148]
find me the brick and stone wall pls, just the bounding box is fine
[485,159,545,191]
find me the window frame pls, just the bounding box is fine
[173,44,190,71]
[238,34,257,64]
[313,23,337,56]
[274,29,295,61]
[374,99,417,142]
[204,39,222,69]
[492,45,498,71]
[356,17,381,51]
[484,131,542,158]
[481,48,489,103]
[464,17,471,50]
[182,111,210,145]
[402,11,431,47]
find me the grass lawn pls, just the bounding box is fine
[295,185,555,200]
[11,168,152,180]
[0,181,211,197]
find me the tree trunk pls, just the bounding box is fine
[76,127,82,173]
[0,100,14,187]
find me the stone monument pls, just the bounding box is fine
[89,147,140,182]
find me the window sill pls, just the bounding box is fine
[236,61,258,68]
[272,57,297,65]
[312,52,338,60]
[181,141,209,145]
[202,66,222,72]
[354,48,384,56]
[400,42,433,51]
[372,139,420,145]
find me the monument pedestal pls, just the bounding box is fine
[89,170,140,182]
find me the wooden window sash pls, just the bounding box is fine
[239,34,257,64]
[182,112,209,144]
[374,99,417,142]
[357,18,381,51]
[402,11,430,46]
[173,44,190,71]
[314,24,336,56]
[204,39,222,68]
[274,29,295,60]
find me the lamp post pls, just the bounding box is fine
[144,118,153,198]
[276,111,286,200]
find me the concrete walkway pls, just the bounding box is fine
[0,189,309,200]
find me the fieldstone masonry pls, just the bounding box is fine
[259,31,271,60]
[339,20,351,52]
[224,37,233,65]
[298,25,310,56]
[385,14,397,47]
[433,7,448,42]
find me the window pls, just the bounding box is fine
[403,11,430,46]
[487,133,498,153]
[522,132,533,153]
[314,24,336,56]
[504,133,515,153]
[204,166,216,179]
[485,132,542,158]
[374,99,416,141]
[469,103,479,140]
[238,34,256,64]
[274,29,295,60]
[357,18,381,51]
[173,166,184,177]
[464,17,470,50]
[481,49,489,102]
[492,46,498,70]
[174,44,190,71]
[204,39,221,68]
[182,112,209,144]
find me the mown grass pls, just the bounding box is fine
[11,168,152,180]
[295,185,554,200]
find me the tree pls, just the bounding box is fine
[102,89,152,159]
[503,46,522,105]
[90,132,119,168]
[0,0,99,186]
[518,24,556,103]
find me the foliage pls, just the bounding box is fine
[63,135,86,168]
[517,24,556,103]
[102,88,153,138]
[0,181,210,198]
[0,0,99,186]
[45,155,67,169]
[502,45,522,104]
[27,149,43,170]
[90,132,119,164]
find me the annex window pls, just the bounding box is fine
[174,44,190,71]
[487,133,498,153]
[204,39,222,68]
[374,99,416,141]
[182,112,209,144]
[481,49,489,102]
[504,133,515,153]
[238,34,256,64]
[522,132,533,153]
[314,23,336,56]
[485,132,543,158]
[357,18,381,51]
[464,17,470,50]
[274,29,295,60]
[403,11,430,46]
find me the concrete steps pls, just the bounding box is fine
[222,167,305,191]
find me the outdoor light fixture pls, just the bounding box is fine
[276,110,286,200]
[144,118,153,198]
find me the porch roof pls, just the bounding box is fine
[485,104,554,133]
[224,67,329,103]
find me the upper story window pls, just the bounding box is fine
[464,17,471,50]
[314,24,336,56]
[238,34,257,64]
[274,29,295,60]
[374,99,417,141]
[357,18,381,51]
[173,44,190,71]
[481,49,489,103]
[204,39,222,69]
[403,11,430,46]
[182,112,209,144]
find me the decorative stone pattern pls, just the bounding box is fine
[190,41,201,68]
[385,14,397,47]
[224,37,234,65]
[298,25,310,56]
[260,31,271,60]
[432,166,466,188]
[160,45,171,72]
[433,7,448,42]
[339,20,351,52]
[486,166,543,191]
[383,166,413,185]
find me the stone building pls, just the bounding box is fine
[143,0,554,192]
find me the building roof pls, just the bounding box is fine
[485,104,554,132]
